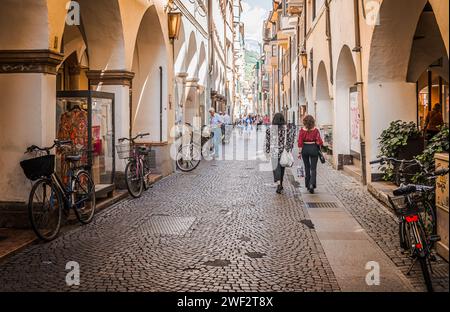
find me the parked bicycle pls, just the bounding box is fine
[371,156,436,235]
[175,123,216,172]
[371,157,449,292]
[20,140,96,241]
[117,133,152,198]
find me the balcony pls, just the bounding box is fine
[287,0,304,15]
[279,16,298,37]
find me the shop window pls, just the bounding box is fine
[56,91,115,194]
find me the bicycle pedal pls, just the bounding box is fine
[429,235,441,243]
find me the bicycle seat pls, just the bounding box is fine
[138,147,151,155]
[65,155,82,162]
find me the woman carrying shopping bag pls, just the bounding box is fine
[298,115,324,194]
[265,113,296,194]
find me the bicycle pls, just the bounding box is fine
[20,140,96,241]
[371,157,449,292]
[117,133,152,198]
[371,156,437,236]
[175,124,216,173]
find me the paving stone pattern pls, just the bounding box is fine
[0,159,339,292]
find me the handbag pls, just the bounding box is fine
[280,128,294,168]
[280,149,294,167]
[318,146,326,164]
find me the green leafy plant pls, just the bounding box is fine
[377,120,421,181]
[413,124,449,185]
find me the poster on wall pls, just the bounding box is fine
[349,87,361,156]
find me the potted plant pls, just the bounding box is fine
[377,120,423,184]
[413,124,449,184]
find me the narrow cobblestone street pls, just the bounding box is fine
[0,131,447,292]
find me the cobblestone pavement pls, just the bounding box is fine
[316,166,449,292]
[0,137,339,292]
[0,131,447,292]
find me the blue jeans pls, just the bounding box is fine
[212,128,221,158]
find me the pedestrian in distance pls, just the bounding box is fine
[298,115,324,194]
[265,113,296,194]
[209,108,222,160]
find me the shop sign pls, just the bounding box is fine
[349,88,360,155]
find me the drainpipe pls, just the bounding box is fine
[325,0,334,85]
[160,66,163,142]
[353,0,367,185]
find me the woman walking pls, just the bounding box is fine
[265,113,296,194]
[298,115,323,194]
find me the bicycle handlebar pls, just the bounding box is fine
[370,157,421,166]
[118,133,150,143]
[25,140,73,154]
[434,168,449,177]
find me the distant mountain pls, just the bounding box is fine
[245,39,261,54]
[244,49,259,83]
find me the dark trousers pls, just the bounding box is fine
[272,157,285,185]
[302,144,319,189]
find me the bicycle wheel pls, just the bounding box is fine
[202,140,216,161]
[419,256,433,292]
[72,170,96,224]
[28,178,62,241]
[176,144,201,172]
[125,160,144,198]
[399,219,412,251]
[422,200,436,236]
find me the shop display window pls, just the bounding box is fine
[56,91,115,193]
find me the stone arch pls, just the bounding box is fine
[315,61,332,127]
[299,77,306,105]
[174,20,187,74]
[367,0,448,161]
[185,32,197,78]
[335,45,357,156]
[131,5,168,141]
[197,42,207,86]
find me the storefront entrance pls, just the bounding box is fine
[56,91,116,197]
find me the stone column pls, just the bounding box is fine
[86,70,135,175]
[0,50,63,202]
[184,78,200,127]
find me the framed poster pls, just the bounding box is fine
[349,87,361,157]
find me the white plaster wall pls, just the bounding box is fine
[366,82,417,162]
[0,74,56,202]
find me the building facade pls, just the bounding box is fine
[0,0,241,207]
[262,0,449,184]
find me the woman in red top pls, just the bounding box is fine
[298,115,324,194]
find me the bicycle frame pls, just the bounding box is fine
[50,166,88,210]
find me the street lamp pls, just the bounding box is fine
[168,12,182,41]
[300,50,308,69]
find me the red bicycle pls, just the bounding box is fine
[117,133,152,198]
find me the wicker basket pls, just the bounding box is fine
[20,155,55,181]
[389,194,424,217]
[116,143,134,159]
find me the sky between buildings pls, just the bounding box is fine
[241,0,272,43]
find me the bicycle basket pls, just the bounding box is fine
[388,194,424,217]
[116,143,134,159]
[20,155,55,181]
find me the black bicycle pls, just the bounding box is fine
[371,157,437,236]
[117,133,152,198]
[20,140,96,241]
[371,157,449,292]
